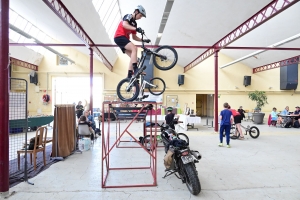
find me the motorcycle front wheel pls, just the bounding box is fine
[182,162,201,195]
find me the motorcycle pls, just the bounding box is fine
[142,122,202,195]
[162,136,202,195]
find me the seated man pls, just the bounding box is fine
[291,106,300,124]
[78,115,95,138]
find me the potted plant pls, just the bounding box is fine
[248,91,268,124]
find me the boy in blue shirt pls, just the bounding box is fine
[219,102,233,148]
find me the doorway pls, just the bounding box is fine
[196,94,214,117]
[52,76,103,113]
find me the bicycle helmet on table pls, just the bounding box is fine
[135,5,146,18]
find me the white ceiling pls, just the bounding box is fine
[9,0,300,71]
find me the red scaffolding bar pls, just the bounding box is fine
[0,0,9,194]
[101,101,161,188]
[42,0,113,71]
[253,55,300,73]
[184,0,300,72]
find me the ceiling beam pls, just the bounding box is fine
[253,55,300,73]
[10,57,38,71]
[42,0,113,71]
[184,0,300,72]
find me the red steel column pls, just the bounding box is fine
[90,48,93,115]
[214,50,219,132]
[0,0,10,194]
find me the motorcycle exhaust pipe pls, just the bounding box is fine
[191,151,202,160]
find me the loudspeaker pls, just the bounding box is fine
[280,63,298,90]
[178,75,184,86]
[30,72,38,85]
[243,76,251,86]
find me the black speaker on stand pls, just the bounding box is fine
[178,75,184,86]
[243,76,251,87]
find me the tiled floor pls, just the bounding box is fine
[4,119,300,200]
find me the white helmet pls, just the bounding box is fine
[135,5,146,18]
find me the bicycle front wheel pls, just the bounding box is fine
[116,78,139,101]
[148,77,166,95]
[153,45,178,71]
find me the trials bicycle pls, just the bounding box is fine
[116,30,178,102]
[226,123,260,139]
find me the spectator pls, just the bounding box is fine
[238,106,246,120]
[219,102,233,148]
[76,101,84,119]
[271,107,278,121]
[291,106,300,124]
[78,115,95,138]
[281,106,289,115]
[84,110,96,131]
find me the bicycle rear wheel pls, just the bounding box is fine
[148,77,166,95]
[153,45,178,71]
[116,78,139,101]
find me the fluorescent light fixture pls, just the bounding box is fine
[220,32,300,69]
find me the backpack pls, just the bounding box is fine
[285,121,292,128]
[294,121,300,128]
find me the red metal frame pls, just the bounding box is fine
[0,0,10,193]
[253,55,300,73]
[101,101,159,188]
[214,51,219,132]
[10,57,38,71]
[42,0,113,71]
[9,42,300,51]
[184,0,300,72]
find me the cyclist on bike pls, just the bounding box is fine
[165,107,179,130]
[114,5,151,79]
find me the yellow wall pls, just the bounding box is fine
[11,45,300,116]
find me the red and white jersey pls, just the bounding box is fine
[114,14,137,39]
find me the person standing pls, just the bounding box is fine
[165,107,179,130]
[76,101,84,119]
[219,102,233,148]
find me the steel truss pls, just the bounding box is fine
[42,0,113,71]
[253,54,300,73]
[184,0,300,72]
[101,101,161,188]
[10,57,38,71]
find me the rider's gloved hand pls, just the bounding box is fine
[143,39,151,43]
[136,27,144,33]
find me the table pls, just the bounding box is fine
[9,116,54,132]
[146,115,165,122]
[178,115,201,131]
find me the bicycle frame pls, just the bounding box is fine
[137,77,157,99]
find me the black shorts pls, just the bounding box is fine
[234,115,242,124]
[114,36,131,53]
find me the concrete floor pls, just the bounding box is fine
[3,119,300,200]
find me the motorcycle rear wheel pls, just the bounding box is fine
[183,162,201,195]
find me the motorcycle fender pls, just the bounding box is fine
[181,155,194,164]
